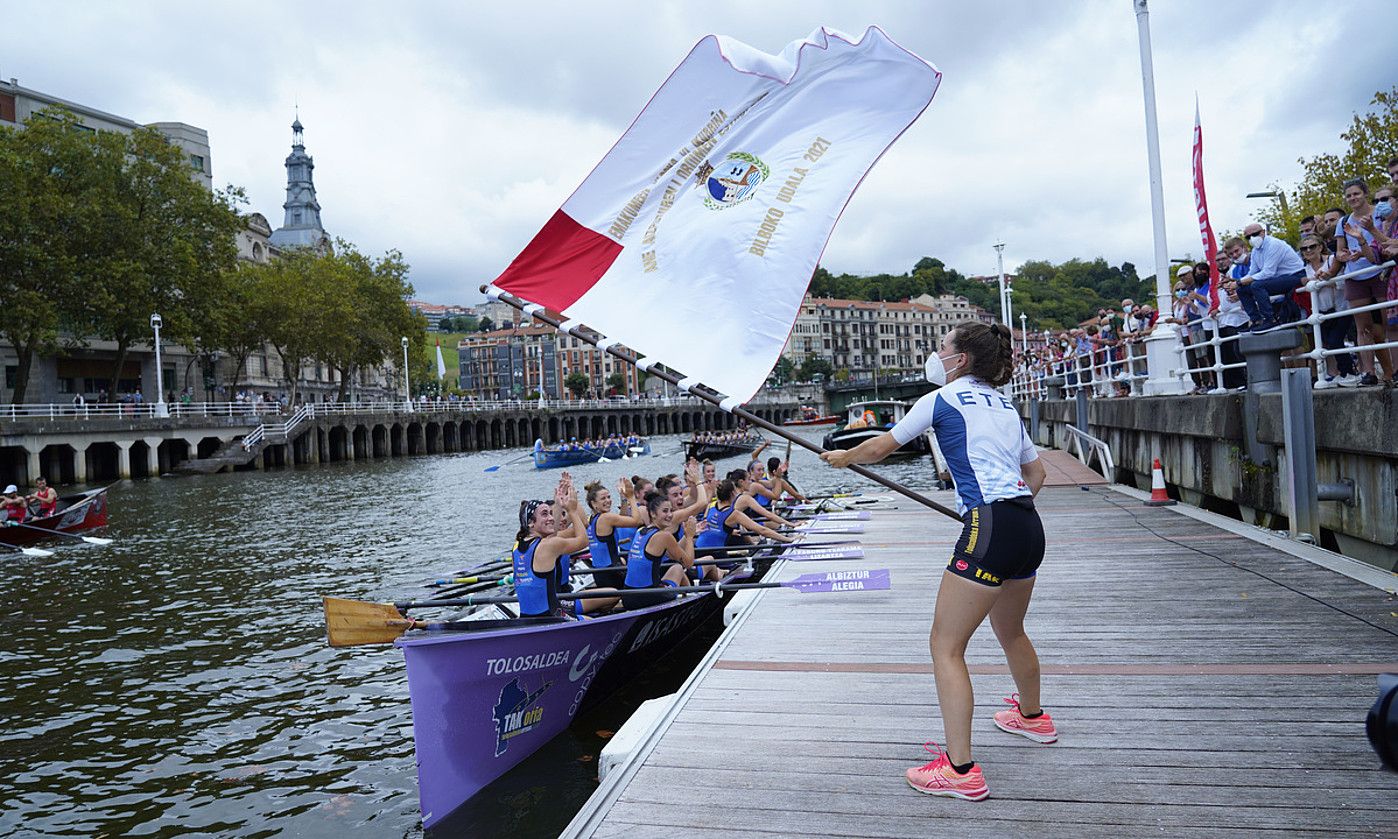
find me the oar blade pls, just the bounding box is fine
[781,546,866,562]
[81,536,114,546]
[782,569,890,593]
[22,546,55,558]
[323,597,415,647]
[482,465,502,473]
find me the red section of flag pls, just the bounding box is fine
[492,210,623,312]
[1192,101,1220,309]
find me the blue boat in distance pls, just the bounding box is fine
[532,437,651,469]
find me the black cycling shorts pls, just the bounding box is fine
[948,496,1045,587]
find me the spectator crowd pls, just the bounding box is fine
[1015,159,1398,396]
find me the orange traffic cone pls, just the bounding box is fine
[1144,458,1175,506]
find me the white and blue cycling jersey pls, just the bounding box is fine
[890,376,1038,516]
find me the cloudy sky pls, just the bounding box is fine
[7,1,1387,303]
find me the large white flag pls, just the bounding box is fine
[490,26,939,402]
[435,339,447,380]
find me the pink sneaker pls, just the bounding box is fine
[905,742,989,801]
[993,693,1058,743]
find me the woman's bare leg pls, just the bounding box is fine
[989,576,1042,714]
[930,571,1001,766]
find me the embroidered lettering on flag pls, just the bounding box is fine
[491,26,940,402]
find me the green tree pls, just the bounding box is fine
[319,240,422,401]
[606,371,627,393]
[478,316,495,332]
[204,260,270,395]
[0,108,102,403]
[770,355,796,384]
[797,356,832,381]
[565,371,589,397]
[1256,86,1398,243]
[81,124,244,397]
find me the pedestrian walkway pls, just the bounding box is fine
[1036,448,1109,487]
[567,485,1398,838]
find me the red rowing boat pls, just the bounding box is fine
[0,487,109,547]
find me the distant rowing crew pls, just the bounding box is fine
[511,455,809,619]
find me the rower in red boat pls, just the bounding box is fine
[28,478,59,518]
[1,485,28,525]
[513,473,619,618]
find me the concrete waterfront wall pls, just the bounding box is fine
[1024,390,1398,570]
[0,401,801,486]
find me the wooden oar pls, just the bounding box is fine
[12,522,112,546]
[326,569,891,647]
[0,541,55,558]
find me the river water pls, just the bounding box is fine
[0,429,938,838]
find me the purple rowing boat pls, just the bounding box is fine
[397,572,743,829]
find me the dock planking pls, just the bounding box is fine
[572,483,1398,838]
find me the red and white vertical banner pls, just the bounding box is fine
[1192,97,1221,308]
[489,27,940,403]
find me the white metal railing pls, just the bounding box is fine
[1010,338,1149,400]
[1062,424,1115,477]
[1011,260,1397,400]
[240,425,265,451]
[2,392,803,422]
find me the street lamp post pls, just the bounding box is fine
[150,313,168,418]
[1020,312,1029,357]
[401,336,412,412]
[1133,0,1187,395]
[1247,190,1291,229]
[993,242,1009,325]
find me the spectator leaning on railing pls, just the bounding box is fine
[1213,253,1249,390]
[1228,224,1306,331]
[1374,182,1398,331]
[1297,234,1359,389]
[1336,177,1395,386]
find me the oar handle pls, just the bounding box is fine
[400,578,795,609]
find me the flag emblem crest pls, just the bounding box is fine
[704,152,769,209]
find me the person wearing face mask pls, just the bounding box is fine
[821,323,1051,803]
[1213,257,1250,390]
[1229,224,1305,331]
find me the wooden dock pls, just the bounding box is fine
[567,466,1398,838]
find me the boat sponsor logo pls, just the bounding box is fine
[485,649,572,677]
[569,628,626,717]
[569,644,600,683]
[704,152,768,210]
[627,599,705,655]
[492,677,550,757]
[784,547,865,561]
[955,560,969,572]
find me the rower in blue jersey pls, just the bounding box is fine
[765,455,807,503]
[622,490,697,610]
[583,478,646,589]
[513,472,619,618]
[693,479,793,582]
[728,468,792,531]
[745,459,782,510]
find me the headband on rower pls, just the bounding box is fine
[519,498,547,530]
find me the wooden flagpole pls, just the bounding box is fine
[481,285,961,522]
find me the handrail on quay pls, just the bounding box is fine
[1,393,796,423]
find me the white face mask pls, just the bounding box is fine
[924,351,964,386]
[1248,234,1263,248]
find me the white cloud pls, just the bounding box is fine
[6,0,1386,305]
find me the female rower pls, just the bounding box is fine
[744,459,782,511]
[622,491,697,610]
[822,322,1051,802]
[727,469,791,530]
[513,475,619,618]
[764,455,807,504]
[584,478,646,588]
[694,479,793,580]
[700,459,719,499]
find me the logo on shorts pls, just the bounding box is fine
[954,560,969,572]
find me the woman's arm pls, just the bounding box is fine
[658,526,694,571]
[1021,458,1047,498]
[730,508,792,542]
[821,432,901,469]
